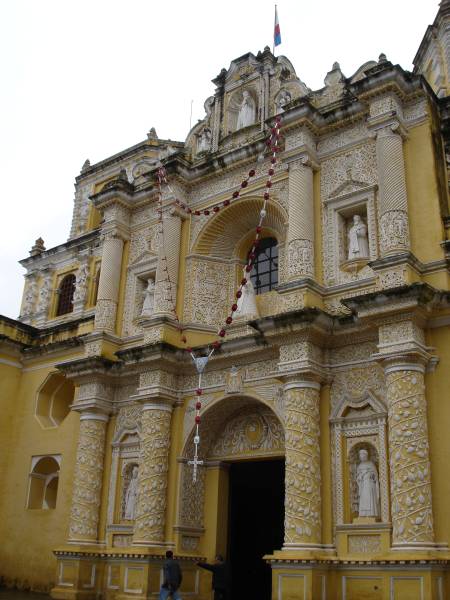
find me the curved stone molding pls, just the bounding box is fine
[133,403,172,546]
[385,363,435,548]
[68,415,109,542]
[283,381,322,549]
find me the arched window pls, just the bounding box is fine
[27,456,60,509]
[249,237,278,294]
[56,274,75,316]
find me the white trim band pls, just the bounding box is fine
[283,381,321,392]
[142,402,173,412]
[80,412,110,422]
[384,363,425,375]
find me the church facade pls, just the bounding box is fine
[2,3,450,599]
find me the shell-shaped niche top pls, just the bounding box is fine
[185,47,310,158]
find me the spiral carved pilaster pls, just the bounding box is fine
[68,415,108,542]
[283,382,322,548]
[287,160,315,279]
[133,404,172,545]
[386,365,435,548]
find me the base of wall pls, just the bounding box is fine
[51,546,450,600]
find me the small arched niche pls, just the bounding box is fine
[330,392,389,525]
[35,372,75,428]
[27,455,61,509]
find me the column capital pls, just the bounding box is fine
[368,117,409,141]
[283,378,321,392]
[286,152,319,172]
[141,400,174,412]
[79,411,110,422]
[374,350,434,375]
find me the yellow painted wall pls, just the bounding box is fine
[0,360,22,511]
[426,324,450,547]
[0,362,80,592]
[404,122,445,264]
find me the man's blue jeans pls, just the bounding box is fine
[159,587,182,600]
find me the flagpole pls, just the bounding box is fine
[272,5,276,55]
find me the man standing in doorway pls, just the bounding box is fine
[197,555,230,600]
[160,550,183,600]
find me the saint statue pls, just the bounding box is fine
[73,263,89,303]
[226,365,243,394]
[236,91,256,130]
[197,128,212,153]
[141,278,155,316]
[37,277,52,312]
[356,449,380,518]
[348,215,369,260]
[276,89,291,113]
[235,267,259,318]
[123,465,139,521]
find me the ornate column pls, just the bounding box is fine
[283,379,322,549]
[153,208,183,317]
[287,157,315,280]
[372,110,410,257]
[94,232,125,333]
[68,411,109,544]
[132,400,173,546]
[383,357,435,549]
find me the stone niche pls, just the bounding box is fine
[330,389,391,556]
[106,405,142,547]
[323,179,378,286]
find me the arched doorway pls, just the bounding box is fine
[179,395,285,600]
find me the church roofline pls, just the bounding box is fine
[76,137,184,183]
[19,228,100,268]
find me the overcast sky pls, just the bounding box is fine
[0,0,439,319]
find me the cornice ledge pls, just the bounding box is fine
[56,355,121,378]
[249,307,334,338]
[342,282,438,318]
[115,341,182,366]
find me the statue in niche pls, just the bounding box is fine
[197,128,212,153]
[347,215,369,260]
[356,449,380,518]
[37,276,52,312]
[141,277,155,316]
[235,267,259,318]
[236,91,256,130]
[276,89,291,113]
[123,465,139,521]
[73,263,89,303]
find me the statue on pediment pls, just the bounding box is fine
[276,89,291,113]
[236,91,256,130]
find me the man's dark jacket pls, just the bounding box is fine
[162,558,182,591]
[197,561,229,591]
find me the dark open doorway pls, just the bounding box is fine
[227,459,285,600]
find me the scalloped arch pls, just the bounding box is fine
[192,197,288,259]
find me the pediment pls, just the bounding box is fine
[130,248,158,268]
[226,53,260,84]
[329,177,371,199]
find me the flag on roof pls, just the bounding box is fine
[274,6,281,47]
